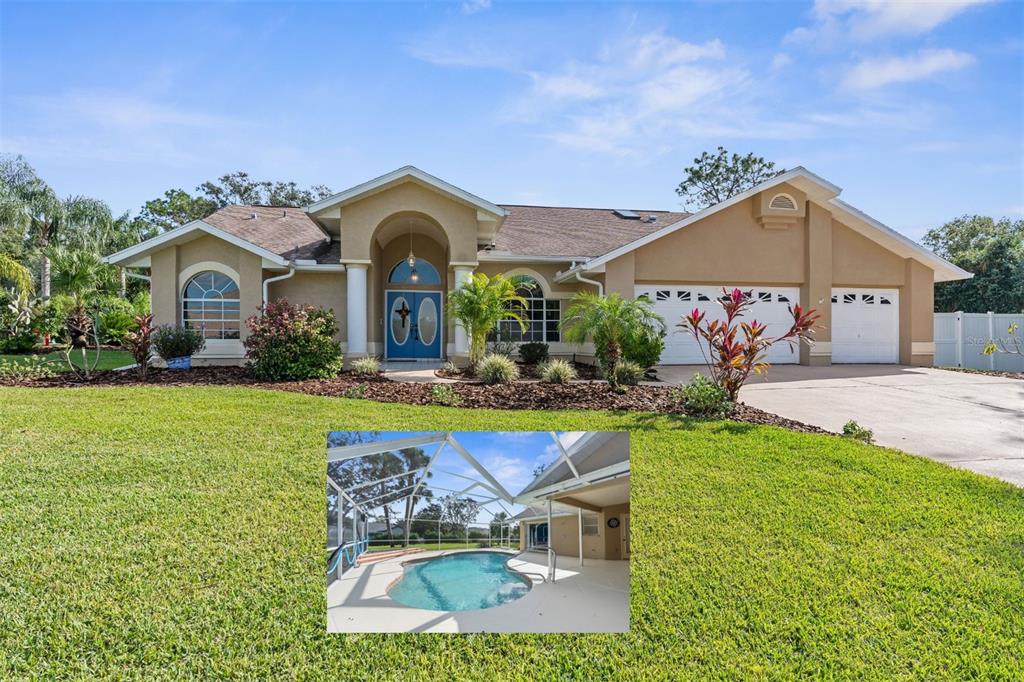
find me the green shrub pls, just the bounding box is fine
[476,353,519,384]
[431,383,463,406]
[243,300,342,381]
[0,355,56,380]
[539,358,577,384]
[0,329,37,354]
[673,373,732,418]
[612,359,645,386]
[130,290,151,317]
[350,357,380,376]
[842,420,874,444]
[342,384,367,400]
[518,342,549,364]
[152,325,206,361]
[98,309,138,345]
[34,294,74,339]
[621,326,666,369]
[441,360,458,374]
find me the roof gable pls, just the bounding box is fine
[305,165,506,218]
[559,167,971,283]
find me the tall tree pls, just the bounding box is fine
[141,172,333,231]
[439,493,481,540]
[922,215,1024,313]
[675,147,783,211]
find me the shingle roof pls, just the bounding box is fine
[201,203,688,264]
[488,205,689,258]
[203,205,332,262]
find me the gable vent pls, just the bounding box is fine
[613,209,640,219]
[768,194,797,210]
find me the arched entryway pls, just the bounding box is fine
[374,212,449,360]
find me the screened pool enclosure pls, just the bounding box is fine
[326,432,523,580]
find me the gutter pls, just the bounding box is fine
[574,271,603,295]
[263,265,296,307]
[124,270,151,284]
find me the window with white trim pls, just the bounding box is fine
[495,276,560,342]
[582,511,600,536]
[182,270,240,339]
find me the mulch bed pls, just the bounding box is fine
[436,360,604,381]
[936,366,1023,380]
[2,366,829,435]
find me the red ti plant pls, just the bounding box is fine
[679,288,820,401]
[123,313,154,379]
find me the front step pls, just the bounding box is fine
[358,548,425,565]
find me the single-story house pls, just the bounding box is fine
[104,165,971,367]
[513,431,630,562]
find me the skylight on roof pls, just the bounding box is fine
[613,209,640,219]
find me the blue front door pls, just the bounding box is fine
[386,291,442,359]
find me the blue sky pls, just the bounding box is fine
[329,431,586,522]
[2,1,1021,241]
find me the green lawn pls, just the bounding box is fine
[1,387,1021,680]
[0,348,134,372]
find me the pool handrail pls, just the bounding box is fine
[326,538,370,576]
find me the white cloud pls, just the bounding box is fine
[841,48,975,90]
[771,53,793,70]
[787,0,992,44]
[462,0,491,15]
[23,91,232,132]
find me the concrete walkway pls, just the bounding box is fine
[657,364,1024,487]
[327,549,629,633]
[381,361,454,383]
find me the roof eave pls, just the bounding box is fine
[103,219,289,268]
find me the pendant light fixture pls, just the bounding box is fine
[406,219,417,268]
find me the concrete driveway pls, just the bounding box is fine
[656,364,1024,487]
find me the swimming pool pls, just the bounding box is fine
[387,551,531,611]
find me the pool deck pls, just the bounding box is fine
[326,549,630,633]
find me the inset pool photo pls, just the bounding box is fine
[326,431,630,633]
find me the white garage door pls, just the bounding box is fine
[831,288,899,363]
[636,285,802,365]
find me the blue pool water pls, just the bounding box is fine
[387,551,530,611]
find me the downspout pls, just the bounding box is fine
[574,271,603,296]
[262,265,296,309]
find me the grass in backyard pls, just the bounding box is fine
[0,348,134,372]
[1,386,1022,680]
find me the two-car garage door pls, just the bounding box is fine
[636,285,802,365]
[638,284,901,365]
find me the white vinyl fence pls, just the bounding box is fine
[934,311,1024,372]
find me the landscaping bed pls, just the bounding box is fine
[0,366,829,434]
[436,359,604,381]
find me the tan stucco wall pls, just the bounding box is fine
[633,200,805,285]
[475,261,582,296]
[267,272,346,342]
[831,221,906,287]
[604,252,635,299]
[801,202,833,365]
[517,503,629,560]
[338,181,480,263]
[149,235,262,341]
[900,258,934,366]
[602,504,629,561]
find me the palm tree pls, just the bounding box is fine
[48,247,111,298]
[446,273,531,366]
[0,253,33,299]
[560,292,665,389]
[397,447,434,547]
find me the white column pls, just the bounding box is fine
[546,498,553,580]
[577,507,584,567]
[346,264,368,356]
[453,266,473,355]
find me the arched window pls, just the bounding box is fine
[388,258,441,285]
[495,276,561,343]
[182,270,240,339]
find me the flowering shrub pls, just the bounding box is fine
[679,288,819,401]
[244,300,342,381]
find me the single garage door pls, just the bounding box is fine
[636,285,801,365]
[831,288,899,363]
